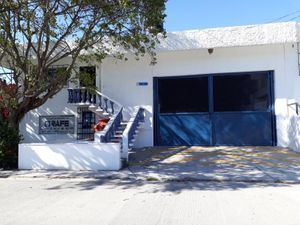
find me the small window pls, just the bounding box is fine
[79,66,96,87]
[213,73,269,112]
[47,66,68,86]
[158,76,209,113]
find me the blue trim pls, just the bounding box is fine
[137,82,148,86]
[67,89,74,103]
[153,77,159,146]
[160,112,210,116]
[68,88,96,104]
[208,75,214,146]
[156,70,273,80]
[128,108,145,147]
[100,108,123,143]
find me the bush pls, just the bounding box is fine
[0,121,20,169]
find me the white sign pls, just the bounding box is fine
[39,115,75,134]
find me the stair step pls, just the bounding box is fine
[129,143,134,148]
[89,105,97,109]
[77,103,90,106]
[111,136,122,140]
[95,107,104,112]
[113,134,123,138]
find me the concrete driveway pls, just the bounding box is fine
[129,146,300,183]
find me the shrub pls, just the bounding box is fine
[0,80,19,168]
[0,121,20,169]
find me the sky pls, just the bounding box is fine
[165,0,300,32]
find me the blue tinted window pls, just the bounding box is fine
[158,76,208,113]
[213,73,269,111]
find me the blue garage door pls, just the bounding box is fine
[154,71,276,146]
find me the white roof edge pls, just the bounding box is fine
[296,22,300,42]
[31,22,300,58]
[157,22,299,51]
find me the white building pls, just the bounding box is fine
[19,22,300,170]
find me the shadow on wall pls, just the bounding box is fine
[19,88,77,143]
[287,115,300,152]
[19,143,121,170]
[277,115,300,152]
[123,105,153,147]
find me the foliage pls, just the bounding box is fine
[0,80,20,168]
[0,120,21,169]
[0,0,166,125]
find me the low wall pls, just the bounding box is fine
[19,142,121,171]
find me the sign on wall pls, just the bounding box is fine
[39,115,75,134]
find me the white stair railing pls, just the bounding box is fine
[68,88,122,117]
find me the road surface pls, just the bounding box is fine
[1,178,300,225]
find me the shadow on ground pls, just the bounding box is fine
[2,146,300,193]
[42,178,293,194]
[39,146,300,193]
[128,146,300,184]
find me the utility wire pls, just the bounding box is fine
[267,10,300,23]
[286,14,300,21]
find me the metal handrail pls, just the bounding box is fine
[287,102,300,115]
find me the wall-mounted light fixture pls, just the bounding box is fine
[208,48,214,54]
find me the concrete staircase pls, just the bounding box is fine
[67,88,145,161]
[110,122,128,143]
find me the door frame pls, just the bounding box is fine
[153,70,276,146]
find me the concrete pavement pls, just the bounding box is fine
[1,146,300,183]
[129,146,300,183]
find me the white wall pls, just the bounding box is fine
[19,88,78,143]
[20,42,300,152]
[19,142,121,170]
[19,60,102,143]
[101,43,300,150]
